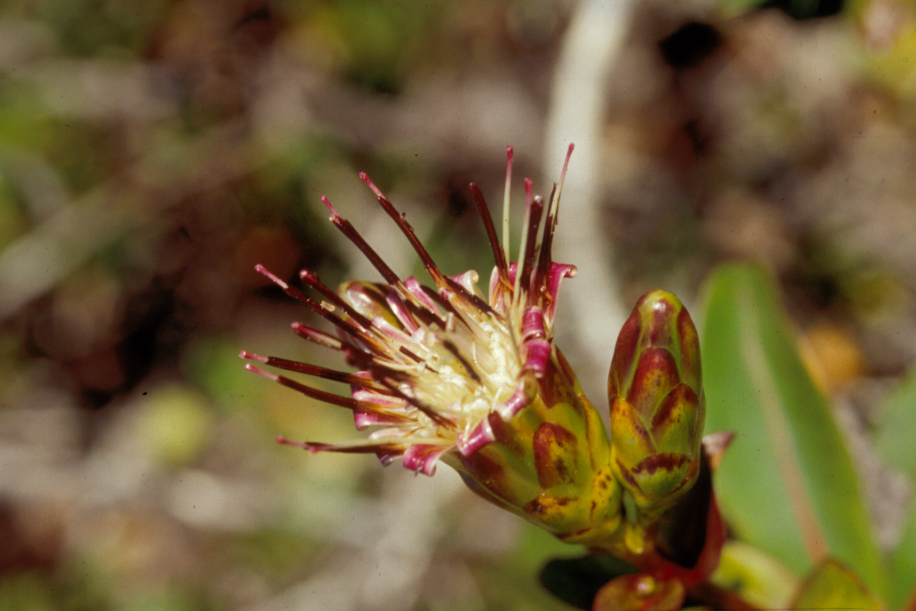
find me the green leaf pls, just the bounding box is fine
[874,364,916,481]
[888,499,916,611]
[699,263,884,596]
[791,559,883,611]
[876,362,916,611]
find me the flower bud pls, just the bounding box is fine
[608,290,704,519]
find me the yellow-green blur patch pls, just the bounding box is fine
[875,364,916,481]
[137,384,214,469]
[0,573,56,611]
[791,559,882,611]
[711,541,799,609]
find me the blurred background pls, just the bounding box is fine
[1,0,915,609]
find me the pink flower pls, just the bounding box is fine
[242,146,624,541]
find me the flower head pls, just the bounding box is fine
[242,146,623,541]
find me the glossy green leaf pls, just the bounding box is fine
[888,499,916,611]
[874,364,916,480]
[699,263,883,596]
[791,559,883,611]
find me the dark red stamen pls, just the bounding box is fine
[520,196,545,298]
[361,173,447,285]
[443,276,495,315]
[322,196,401,285]
[283,438,407,455]
[420,285,480,334]
[361,173,495,316]
[469,183,509,282]
[290,322,375,370]
[398,345,425,363]
[245,364,395,418]
[290,322,343,350]
[256,265,397,359]
[241,351,380,389]
[400,295,446,329]
[299,269,374,331]
[416,285,469,327]
[534,183,560,300]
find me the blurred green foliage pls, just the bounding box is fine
[701,264,882,592]
[701,263,915,609]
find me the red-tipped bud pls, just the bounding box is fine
[608,291,705,518]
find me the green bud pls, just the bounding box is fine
[608,290,705,518]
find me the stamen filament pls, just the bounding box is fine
[256,265,389,356]
[375,379,453,427]
[502,146,513,264]
[470,183,509,282]
[299,270,374,331]
[360,173,495,316]
[245,363,390,415]
[240,350,380,388]
[512,178,534,300]
[360,173,447,287]
[291,322,343,350]
[322,196,401,285]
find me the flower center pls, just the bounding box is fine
[387,289,522,445]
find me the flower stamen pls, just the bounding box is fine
[245,145,588,480]
[240,350,381,389]
[502,146,513,263]
[321,196,401,285]
[298,270,374,331]
[244,363,397,419]
[290,321,344,351]
[469,182,509,283]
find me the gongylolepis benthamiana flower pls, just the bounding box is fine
[242,145,623,543]
[242,147,724,603]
